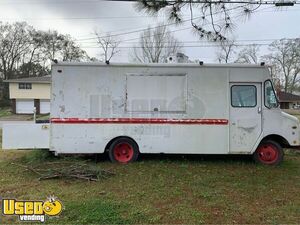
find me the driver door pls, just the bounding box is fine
[229,83,262,153]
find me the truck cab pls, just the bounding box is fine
[253,79,300,164]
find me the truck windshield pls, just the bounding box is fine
[264,80,279,108]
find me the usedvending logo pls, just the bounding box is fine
[2,196,63,222]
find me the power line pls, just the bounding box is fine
[79,37,299,48]
[79,43,274,49]
[103,0,300,5]
[75,4,251,41]
[0,15,170,21]
[80,37,299,45]
[78,5,294,50]
[75,3,295,43]
[0,0,102,5]
[75,18,197,41]
[0,0,298,6]
[68,5,299,39]
[77,5,276,45]
[0,3,298,21]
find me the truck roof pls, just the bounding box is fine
[52,62,268,69]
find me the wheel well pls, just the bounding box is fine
[105,136,139,152]
[261,134,289,148]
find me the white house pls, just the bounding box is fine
[4,76,51,114]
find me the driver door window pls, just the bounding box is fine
[231,85,257,108]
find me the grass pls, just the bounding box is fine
[35,114,50,120]
[0,107,13,118]
[0,106,49,120]
[0,130,300,224]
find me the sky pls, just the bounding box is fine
[0,0,299,63]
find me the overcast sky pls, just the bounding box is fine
[0,0,299,62]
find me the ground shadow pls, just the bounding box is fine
[80,152,254,164]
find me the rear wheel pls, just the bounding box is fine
[253,140,284,166]
[108,137,139,163]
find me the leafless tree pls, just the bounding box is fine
[235,44,260,64]
[215,39,236,63]
[131,24,182,63]
[94,31,120,63]
[0,22,89,101]
[263,38,300,93]
[0,23,89,81]
[0,22,32,80]
[37,31,87,63]
[135,1,286,41]
[61,35,88,62]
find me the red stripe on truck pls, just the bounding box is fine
[50,118,228,125]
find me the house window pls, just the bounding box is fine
[231,85,257,107]
[19,83,32,90]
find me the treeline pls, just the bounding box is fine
[0,21,91,103]
[0,22,89,81]
[216,38,300,94]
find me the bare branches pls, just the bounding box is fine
[262,38,300,93]
[94,31,121,63]
[61,35,88,62]
[0,22,88,81]
[215,39,237,63]
[235,44,260,64]
[0,22,32,80]
[131,23,183,63]
[11,162,115,182]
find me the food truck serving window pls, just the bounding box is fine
[264,80,279,108]
[231,85,257,108]
[126,74,187,112]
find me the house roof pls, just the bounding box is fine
[4,75,51,84]
[277,91,300,102]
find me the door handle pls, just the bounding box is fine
[258,107,262,113]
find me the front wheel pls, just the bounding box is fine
[253,140,284,166]
[108,138,139,163]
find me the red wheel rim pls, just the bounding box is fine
[113,142,134,163]
[257,144,279,164]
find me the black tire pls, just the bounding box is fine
[253,140,284,166]
[108,137,139,163]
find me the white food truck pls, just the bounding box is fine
[3,62,300,165]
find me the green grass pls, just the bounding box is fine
[0,106,49,120]
[0,131,300,224]
[35,114,50,120]
[0,107,13,117]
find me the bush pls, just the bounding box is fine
[0,98,11,107]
